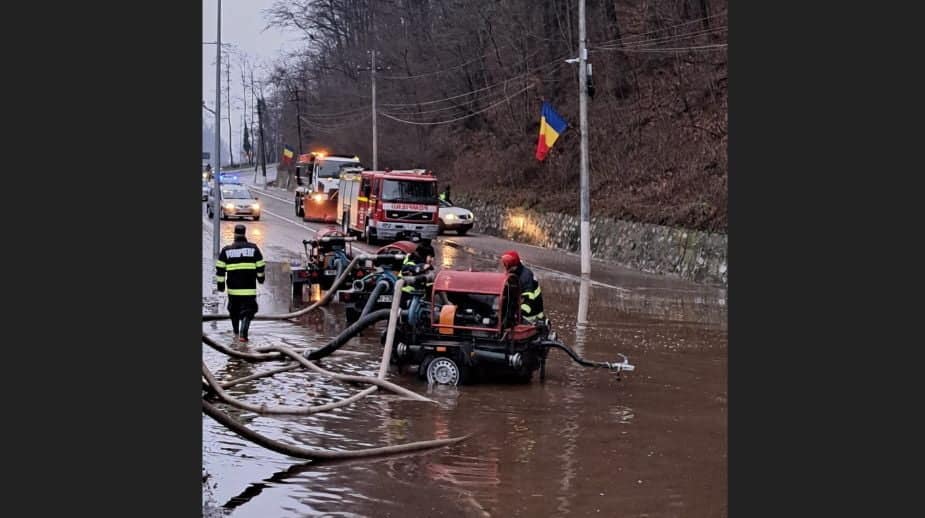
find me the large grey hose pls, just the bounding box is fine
[203,360,378,415]
[305,308,393,361]
[203,399,468,460]
[378,270,436,380]
[269,344,431,401]
[334,256,345,280]
[202,333,284,362]
[360,280,392,319]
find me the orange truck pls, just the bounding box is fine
[293,151,363,222]
[336,169,440,244]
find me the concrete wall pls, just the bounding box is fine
[453,195,728,286]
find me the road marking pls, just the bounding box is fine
[261,208,317,234]
[247,185,291,205]
[259,208,379,255]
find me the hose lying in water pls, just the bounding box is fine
[202,333,285,362]
[305,308,394,361]
[360,280,391,319]
[203,399,469,460]
[203,360,379,415]
[202,254,407,322]
[203,334,431,401]
[540,340,635,372]
[207,306,400,388]
[268,344,431,402]
[220,364,299,389]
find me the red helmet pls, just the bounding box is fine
[500,250,521,269]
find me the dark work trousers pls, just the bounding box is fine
[227,295,259,338]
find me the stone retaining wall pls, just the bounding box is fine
[453,195,727,286]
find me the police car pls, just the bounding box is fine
[218,172,241,184]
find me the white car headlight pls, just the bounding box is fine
[252,203,260,209]
[224,203,235,210]
[445,213,457,220]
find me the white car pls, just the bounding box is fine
[438,199,474,235]
[207,184,261,221]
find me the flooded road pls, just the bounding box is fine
[202,216,727,517]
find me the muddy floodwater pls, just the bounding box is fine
[202,244,727,517]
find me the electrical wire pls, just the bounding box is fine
[380,57,565,108]
[592,44,727,53]
[593,11,728,47]
[379,83,535,126]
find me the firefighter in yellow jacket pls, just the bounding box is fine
[399,239,436,306]
[216,224,266,342]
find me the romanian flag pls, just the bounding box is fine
[535,101,568,161]
[281,145,294,165]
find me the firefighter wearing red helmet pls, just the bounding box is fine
[500,250,545,323]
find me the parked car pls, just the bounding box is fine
[207,184,261,221]
[438,199,474,235]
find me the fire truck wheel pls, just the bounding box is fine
[426,356,468,386]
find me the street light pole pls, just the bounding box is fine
[212,0,222,258]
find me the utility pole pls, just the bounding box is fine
[251,69,257,171]
[371,49,378,170]
[257,98,268,184]
[293,89,303,156]
[212,0,222,259]
[358,50,388,169]
[225,55,233,167]
[288,88,304,191]
[578,0,591,290]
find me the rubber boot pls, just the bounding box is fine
[240,315,252,342]
[230,315,240,341]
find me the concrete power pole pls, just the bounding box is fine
[212,0,222,258]
[371,49,378,170]
[578,0,591,281]
[257,98,268,184]
[226,56,233,167]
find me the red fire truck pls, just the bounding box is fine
[337,169,441,244]
[293,151,363,222]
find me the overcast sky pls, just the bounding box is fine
[202,0,301,162]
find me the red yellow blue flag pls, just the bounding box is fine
[535,101,568,161]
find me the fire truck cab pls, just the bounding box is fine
[293,151,363,222]
[337,169,440,244]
